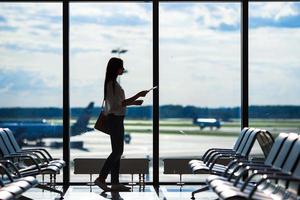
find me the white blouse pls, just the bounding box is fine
[104,81,126,116]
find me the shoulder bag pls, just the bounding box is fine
[94,99,109,134]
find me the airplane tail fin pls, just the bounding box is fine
[71,102,94,136]
[192,116,198,124]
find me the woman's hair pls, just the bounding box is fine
[104,57,123,99]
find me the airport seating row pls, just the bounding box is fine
[189,128,300,199]
[189,127,274,198]
[0,128,64,199]
[207,132,300,200]
[0,163,38,200]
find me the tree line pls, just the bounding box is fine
[1,105,300,120]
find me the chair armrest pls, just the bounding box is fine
[250,157,265,163]
[21,150,50,163]
[260,173,299,182]
[203,149,235,162]
[223,159,239,176]
[248,173,299,199]
[206,151,238,165]
[0,160,21,178]
[10,152,44,164]
[238,168,280,189]
[4,154,41,172]
[0,163,14,183]
[228,162,270,181]
[22,148,53,160]
[223,157,251,177]
[208,154,238,171]
[203,148,233,160]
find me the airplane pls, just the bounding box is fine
[0,102,132,147]
[0,102,95,146]
[193,117,222,130]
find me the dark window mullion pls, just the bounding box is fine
[63,0,70,190]
[241,0,249,129]
[153,0,159,188]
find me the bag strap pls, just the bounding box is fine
[101,99,105,109]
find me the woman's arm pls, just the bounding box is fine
[127,100,144,106]
[122,90,148,106]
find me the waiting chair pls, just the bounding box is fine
[3,128,65,168]
[207,133,300,200]
[189,128,273,199]
[0,163,38,200]
[0,129,63,198]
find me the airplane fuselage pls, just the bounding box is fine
[0,123,64,140]
[0,102,95,144]
[193,118,221,130]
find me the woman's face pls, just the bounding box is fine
[117,66,124,75]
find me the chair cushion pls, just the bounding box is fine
[2,185,23,195]
[0,190,14,200]
[50,159,65,167]
[20,176,38,186]
[9,181,32,191]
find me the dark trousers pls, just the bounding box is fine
[100,114,124,184]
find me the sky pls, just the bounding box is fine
[0,2,300,108]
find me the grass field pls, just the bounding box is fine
[49,118,300,126]
[91,118,299,136]
[19,118,300,137]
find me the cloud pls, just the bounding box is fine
[211,23,239,31]
[70,15,149,26]
[250,2,300,28]
[0,3,62,53]
[0,15,6,22]
[249,27,300,105]
[0,25,17,32]
[0,68,61,92]
[0,66,64,107]
[0,2,300,107]
[250,2,299,20]
[70,3,151,25]
[0,14,16,32]
[160,3,240,33]
[0,43,61,54]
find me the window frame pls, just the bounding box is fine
[0,0,256,190]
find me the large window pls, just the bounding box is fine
[2,1,299,186]
[0,3,63,182]
[70,2,153,183]
[159,2,242,182]
[249,2,300,135]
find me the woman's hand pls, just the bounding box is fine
[123,90,148,107]
[122,90,149,106]
[138,90,149,97]
[134,100,144,105]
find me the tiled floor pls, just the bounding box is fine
[23,185,218,200]
[160,186,218,200]
[64,186,159,200]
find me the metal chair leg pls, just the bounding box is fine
[36,183,64,197]
[191,185,209,199]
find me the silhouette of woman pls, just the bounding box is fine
[94,57,149,191]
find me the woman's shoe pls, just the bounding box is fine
[111,184,131,191]
[94,177,110,191]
